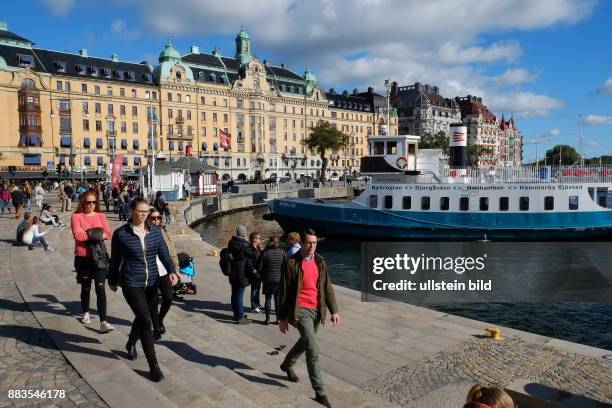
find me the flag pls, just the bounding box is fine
[111,155,124,189]
[148,107,159,123]
[219,129,231,150]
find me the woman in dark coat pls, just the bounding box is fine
[257,235,285,325]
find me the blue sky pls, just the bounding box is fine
[4,0,612,163]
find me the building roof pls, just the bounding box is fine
[171,156,218,173]
[392,82,457,109]
[325,89,374,112]
[0,28,32,45]
[0,44,155,86]
[456,96,497,122]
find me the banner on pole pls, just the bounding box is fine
[111,155,124,189]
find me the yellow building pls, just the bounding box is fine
[0,22,397,181]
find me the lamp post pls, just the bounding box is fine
[384,79,391,135]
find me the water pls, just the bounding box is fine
[194,206,612,350]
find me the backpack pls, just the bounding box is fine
[219,248,233,277]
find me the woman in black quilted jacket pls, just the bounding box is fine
[108,197,175,382]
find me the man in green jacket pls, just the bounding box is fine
[278,228,339,408]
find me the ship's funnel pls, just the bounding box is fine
[449,124,467,167]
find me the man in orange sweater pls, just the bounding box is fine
[278,228,339,408]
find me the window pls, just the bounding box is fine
[82,102,88,114]
[460,197,469,211]
[200,111,205,121]
[144,73,153,82]
[187,110,192,120]
[186,95,191,103]
[480,197,489,211]
[95,120,102,131]
[120,122,126,133]
[200,96,205,104]
[96,138,103,148]
[107,86,113,96]
[94,85,100,95]
[132,106,137,117]
[369,195,378,208]
[82,119,89,131]
[168,108,173,119]
[569,196,579,210]
[23,154,41,165]
[402,196,411,209]
[107,104,113,115]
[213,113,217,122]
[121,139,128,149]
[120,88,125,97]
[115,70,124,79]
[544,196,554,211]
[167,92,172,102]
[131,89,136,98]
[74,63,85,73]
[120,105,126,116]
[87,66,99,76]
[133,140,140,149]
[132,122,138,133]
[177,93,182,102]
[81,83,87,93]
[55,61,66,72]
[83,138,90,148]
[223,113,228,123]
[386,142,397,154]
[56,80,63,91]
[384,195,393,209]
[421,196,430,210]
[519,197,529,211]
[102,68,111,78]
[499,197,509,211]
[127,71,135,81]
[374,142,385,155]
[440,197,449,211]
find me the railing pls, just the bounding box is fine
[439,165,612,184]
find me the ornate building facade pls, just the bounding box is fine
[456,95,523,166]
[0,23,397,180]
[390,82,461,137]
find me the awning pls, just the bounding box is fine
[133,140,140,149]
[83,138,91,147]
[121,139,128,148]
[84,156,91,165]
[96,138,103,148]
[97,156,104,165]
[23,154,41,165]
[60,136,71,147]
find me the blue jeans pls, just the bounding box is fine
[251,280,261,309]
[0,200,10,213]
[31,235,49,250]
[231,286,245,321]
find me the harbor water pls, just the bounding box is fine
[194,206,612,350]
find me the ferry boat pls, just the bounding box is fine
[264,134,612,240]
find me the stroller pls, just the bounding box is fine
[174,252,197,296]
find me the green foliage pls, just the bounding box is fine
[466,144,494,166]
[545,144,579,165]
[304,121,349,181]
[419,131,449,153]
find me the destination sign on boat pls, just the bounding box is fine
[370,184,585,191]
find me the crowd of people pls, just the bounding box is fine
[4,177,518,408]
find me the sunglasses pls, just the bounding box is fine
[86,200,97,205]
[149,216,162,221]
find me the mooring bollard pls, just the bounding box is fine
[486,327,502,340]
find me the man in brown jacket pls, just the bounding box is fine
[278,228,339,408]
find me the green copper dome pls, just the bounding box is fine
[304,66,316,83]
[236,25,250,40]
[159,40,181,62]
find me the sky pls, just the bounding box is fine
[4,0,612,163]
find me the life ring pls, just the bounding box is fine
[395,156,408,170]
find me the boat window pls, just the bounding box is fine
[402,196,411,209]
[386,142,397,154]
[384,195,393,209]
[408,144,416,155]
[440,197,449,211]
[369,195,378,208]
[544,196,554,211]
[421,196,430,210]
[374,142,384,155]
[499,197,509,211]
[520,197,529,211]
[480,197,489,211]
[569,196,579,210]
[460,197,469,211]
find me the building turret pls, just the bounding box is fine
[235,25,252,68]
[304,66,317,95]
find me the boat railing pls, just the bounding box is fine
[437,165,612,184]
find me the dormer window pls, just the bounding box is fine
[75,64,86,74]
[222,74,229,84]
[17,54,34,68]
[176,71,182,80]
[197,72,205,81]
[115,70,124,79]
[281,84,286,92]
[55,61,66,72]
[87,66,98,76]
[127,71,135,81]
[289,86,295,93]
[102,68,111,77]
[143,73,153,82]
[298,87,303,94]
[209,73,216,82]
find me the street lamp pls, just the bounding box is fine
[384,79,391,135]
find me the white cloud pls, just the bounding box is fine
[584,139,603,147]
[598,78,612,94]
[490,68,539,87]
[111,19,141,41]
[41,0,76,16]
[525,128,561,144]
[486,92,565,118]
[120,0,594,117]
[584,114,612,126]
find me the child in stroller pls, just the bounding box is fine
[174,252,197,297]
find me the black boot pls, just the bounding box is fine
[315,395,332,408]
[280,362,299,382]
[153,330,161,341]
[126,341,137,361]
[159,323,166,334]
[149,363,164,382]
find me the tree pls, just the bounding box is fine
[545,144,579,165]
[419,131,449,153]
[303,121,349,181]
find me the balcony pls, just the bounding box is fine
[175,116,184,124]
